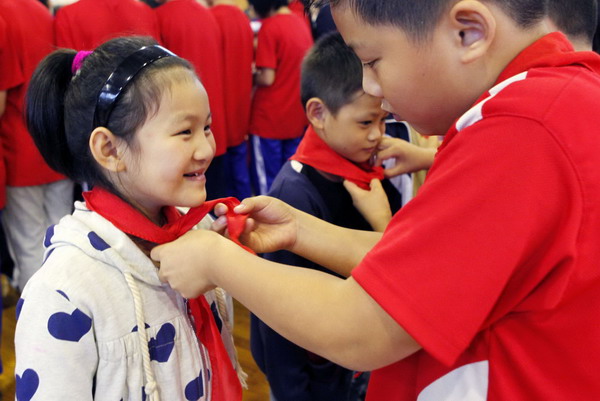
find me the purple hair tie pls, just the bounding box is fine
[71,50,93,74]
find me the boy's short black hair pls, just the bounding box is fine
[305,0,547,43]
[301,31,364,115]
[547,0,598,45]
[249,0,288,18]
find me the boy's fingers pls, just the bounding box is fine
[213,203,229,217]
[150,244,163,262]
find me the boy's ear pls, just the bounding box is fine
[449,0,496,64]
[305,97,329,129]
[89,127,127,173]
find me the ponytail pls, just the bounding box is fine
[26,49,77,178]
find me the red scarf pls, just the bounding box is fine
[83,187,246,401]
[290,125,384,190]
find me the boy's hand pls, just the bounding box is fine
[152,230,226,298]
[375,137,436,177]
[343,179,392,232]
[213,195,299,254]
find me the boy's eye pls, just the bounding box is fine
[204,125,212,134]
[359,120,373,126]
[177,129,192,136]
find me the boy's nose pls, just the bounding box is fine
[368,124,384,141]
[362,69,383,98]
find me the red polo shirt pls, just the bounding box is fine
[210,4,254,148]
[0,0,64,189]
[54,0,160,50]
[353,33,600,401]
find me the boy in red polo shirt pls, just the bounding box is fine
[209,0,254,199]
[155,0,230,199]
[248,0,313,194]
[54,0,160,50]
[153,0,600,400]
[0,0,74,291]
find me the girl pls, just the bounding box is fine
[15,36,243,401]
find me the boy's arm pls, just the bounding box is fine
[153,230,421,371]
[254,67,276,86]
[0,90,6,117]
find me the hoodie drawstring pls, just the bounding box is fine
[124,271,160,401]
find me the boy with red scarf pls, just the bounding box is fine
[250,32,400,401]
[153,0,600,399]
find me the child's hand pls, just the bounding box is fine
[231,195,299,253]
[343,179,392,232]
[152,230,226,298]
[375,137,436,177]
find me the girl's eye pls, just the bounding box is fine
[359,120,373,126]
[177,129,192,136]
[363,59,378,69]
[204,125,212,134]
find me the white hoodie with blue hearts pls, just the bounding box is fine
[14,201,236,401]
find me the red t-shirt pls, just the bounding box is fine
[353,33,600,400]
[288,0,312,33]
[54,0,160,50]
[0,0,65,188]
[249,13,312,139]
[210,4,254,148]
[156,0,227,156]
[0,14,18,208]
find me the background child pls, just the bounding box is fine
[152,0,600,399]
[251,32,400,401]
[248,0,313,195]
[16,36,241,400]
[0,0,74,292]
[209,0,255,200]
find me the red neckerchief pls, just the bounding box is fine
[83,186,246,401]
[290,125,384,190]
[440,32,600,151]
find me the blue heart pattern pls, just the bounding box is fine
[44,225,55,247]
[16,369,39,401]
[16,298,24,321]
[185,371,205,401]
[148,323,176,363]
[87,231,110,251]
[48,307,93,342]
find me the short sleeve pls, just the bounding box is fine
[255,21,277,69]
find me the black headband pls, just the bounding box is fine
[93,45,177,128]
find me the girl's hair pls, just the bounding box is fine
[249,0,289,18]
[26,36,194,193]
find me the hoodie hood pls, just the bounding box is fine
[44,201,163,288]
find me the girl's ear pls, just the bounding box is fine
[305,97,329,130]
[89,127,126,172]
[449,0,496,64]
